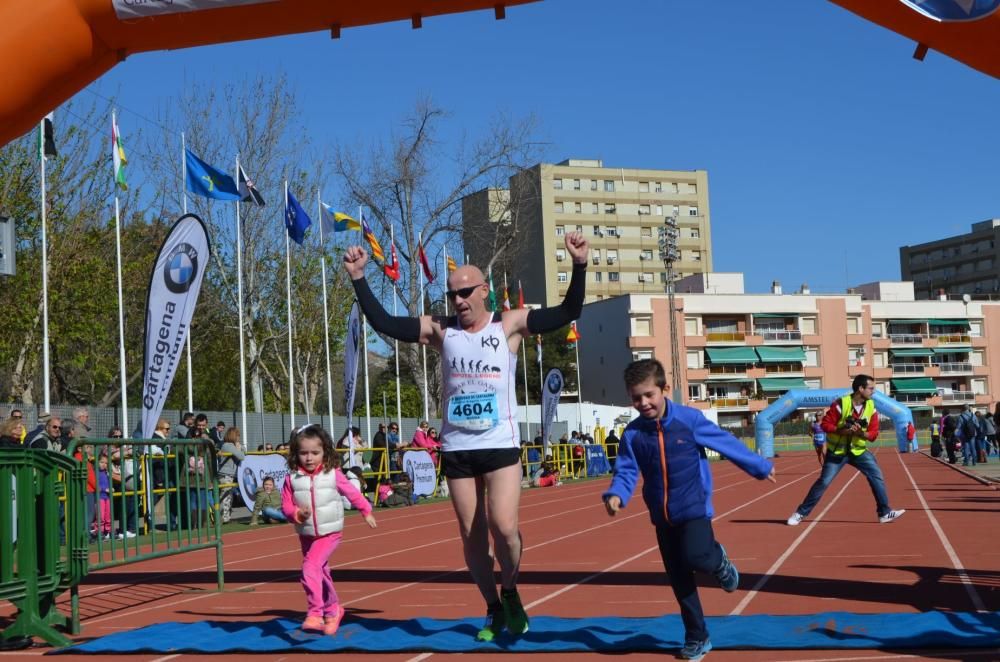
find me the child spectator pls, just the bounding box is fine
[282,424,376,636]
[810,414,826,466]
[250,476,286,525]
[95,452,113,539]
[341,466,371,510]
[531,456,561,488]
[377,477,411,508]
[603,359,775,661]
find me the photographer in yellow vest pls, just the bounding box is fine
[787,374,905,526]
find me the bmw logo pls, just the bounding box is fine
[547,373,563,394]
[902,0,1000,22]
[164,243,199,294]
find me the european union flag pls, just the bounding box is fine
[185,149,240,201]
[285,188,312,245]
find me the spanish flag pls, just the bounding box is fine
[447,256,458,272]
[566,321,580,343]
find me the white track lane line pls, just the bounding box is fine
[895,453,986,612]
[729,470,861,616]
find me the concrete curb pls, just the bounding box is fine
[919,451,999,489]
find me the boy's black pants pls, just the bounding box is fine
[655,518,723,643]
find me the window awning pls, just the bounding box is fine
[888,319,928,325]
[755,346,807,363]
[928,319,970,328]
[888,348,935,357]
[890,378,938,394]
[752,313,795,318]
[705,347,758,364]
[758,378,807,392]
[932,346,972,354]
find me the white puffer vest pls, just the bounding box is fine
[288,469,345,537]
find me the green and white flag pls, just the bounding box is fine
[112,114,127,190]
[39,112,56,160]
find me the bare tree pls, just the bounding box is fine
[330,100,542,414]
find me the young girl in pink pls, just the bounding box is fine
[281,424,376,635]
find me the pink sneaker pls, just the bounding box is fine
[302,615,324,632]
[324,605,346,636]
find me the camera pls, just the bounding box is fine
[844,416,868,429]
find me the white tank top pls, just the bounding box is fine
[439,316,520,451]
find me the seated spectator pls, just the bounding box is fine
[249,477,286,525]
[377,475,412,508]
[341,466,370,510]
[406,420,440,466]
[532,456,562,488]
[337,427,366,468]
[0,417,25,448]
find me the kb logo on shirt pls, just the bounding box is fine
[481,335,501,351]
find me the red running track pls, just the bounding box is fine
[2,450,997,662]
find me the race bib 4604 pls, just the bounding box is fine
[448,393,499,431]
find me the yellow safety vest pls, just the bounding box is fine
[826,395,876,456]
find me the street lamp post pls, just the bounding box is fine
[658,216,683,403]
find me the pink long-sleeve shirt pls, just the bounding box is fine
[281,466,372,525]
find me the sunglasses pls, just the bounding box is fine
[446,283,484,301]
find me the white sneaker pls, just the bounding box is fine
[117,530,137,539]
[878,509,905,523]
[786,512,804,526]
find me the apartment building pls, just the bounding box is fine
[900,219,1000,299]
[461,159,713,307]
[576,274,999,429]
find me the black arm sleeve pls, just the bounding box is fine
[526,262,586,334]
[350,276,422,343]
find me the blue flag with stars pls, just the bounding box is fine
[284,188,312,245]
[185,149,240,201]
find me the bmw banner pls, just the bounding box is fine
[140,214,211,439]
[541,368,564,456]
[343,302,362,466]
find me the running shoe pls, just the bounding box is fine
[713,545,739,593]
[501,587,530,635]
[323,604,346,636]
[680,638,713,660]
[878,509,906,523]
[475,603,506,642]
[301,615,324,632]
[786,512,804,526]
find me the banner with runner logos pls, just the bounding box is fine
[140,214,211,439]
[402,449,437,497]
[541,368,564,455]
[343,303,361,465]
[236,452,291,508]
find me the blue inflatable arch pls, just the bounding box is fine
[754,389,915,458]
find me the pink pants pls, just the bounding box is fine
[299,533,343,617]
[97,498,111,534]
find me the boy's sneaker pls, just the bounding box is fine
[713,545,739,593]
[501,587,530,635]
[786,512,804,526]
[680,638,713,661]
[878,509,906,523]
[475,603,506,642]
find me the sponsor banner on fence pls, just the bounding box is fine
[237,453,290,508]
[402,449,436,497]
[541,368,564,454]
[113,0,276,20]
[585,444,610,477]
[140,214,210,439]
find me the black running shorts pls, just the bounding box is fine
[441,448,522,479]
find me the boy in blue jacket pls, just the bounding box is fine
[603,359,775,661]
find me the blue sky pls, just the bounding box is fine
[87,0,1000,294]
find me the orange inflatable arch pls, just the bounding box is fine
[0,0,537,147]
[1,0,997,148]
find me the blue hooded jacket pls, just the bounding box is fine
[603,401,773,527]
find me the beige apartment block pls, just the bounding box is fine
[900,219,1000,299]
[576,275,999,429]
[461,159,713,307]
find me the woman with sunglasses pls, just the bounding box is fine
[344,230,588,642]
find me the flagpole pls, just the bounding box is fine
[39,118,51,414]
[518,280,530,441]
[442,245,449,316]
[537,334,544,447]
[285,180,296,429]
[112,111,129,437]
[391,226,402,436]
[418,231,429,422]
[362,315,372,445]
[574,329,583,434]
[317,192,334,428]
[235,156,248,437]
[181,131,193,414]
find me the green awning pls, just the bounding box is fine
[755,346,807,363]
[888,348,935,357]
[888,319,928,325]
[928,319,970,328]
[705,347,758,364]
[753,313,795,319]
[932,346,972,354]
[890,378,938,394]
[758,378,807,392]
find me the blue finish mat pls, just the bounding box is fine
[60,611,1000,654]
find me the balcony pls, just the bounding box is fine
[707,365,751,378]
[763,363,804,375]
[889,363,927,375]
[705,332,746,343]
[933,362,973,375]
[708,396,750,409]
[888,333,927,345]
[941,391,976,404]
[755,329,802,343]
[933,333,971,345]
